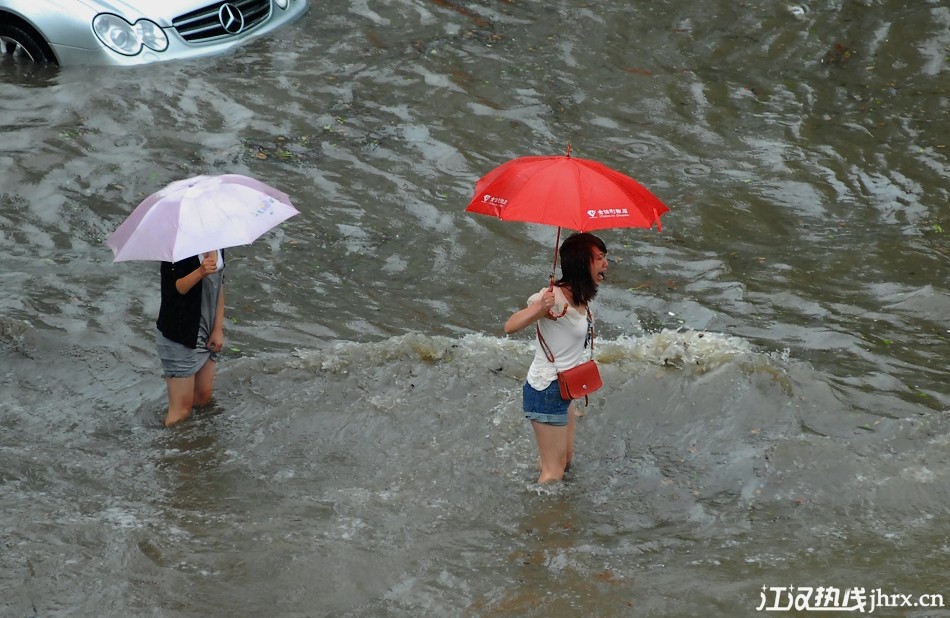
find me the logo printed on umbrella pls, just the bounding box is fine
[256,198,276,216]
[586,208,630,219]
[482,194,508,207]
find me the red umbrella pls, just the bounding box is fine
[466,146,670,311]
[466,146,668,234]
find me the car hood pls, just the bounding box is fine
[72,0,224,25]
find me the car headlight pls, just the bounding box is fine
[93,14,169,56]
[275,0,289,8]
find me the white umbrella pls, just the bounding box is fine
[106,174,299,262]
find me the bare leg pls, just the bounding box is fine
[193,358,217,408]
[532,420,570,483]
[565,402,577,471]
[164,376,195,427]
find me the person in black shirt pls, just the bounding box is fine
[155,250,226,427]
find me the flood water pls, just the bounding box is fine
[2,1,949,616]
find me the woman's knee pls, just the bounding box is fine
[193,361,216,407]
[193,385,213,407]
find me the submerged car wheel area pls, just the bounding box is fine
[0,20,54,63]
[0,0,308,67]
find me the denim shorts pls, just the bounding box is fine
[523,380,572,426]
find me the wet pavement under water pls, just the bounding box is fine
[1,1,949,616]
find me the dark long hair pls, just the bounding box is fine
[555,232,606,306]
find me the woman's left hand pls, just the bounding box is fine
[207,331,224,353]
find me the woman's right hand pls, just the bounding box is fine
[505,289,556,334]
[198,251,218,277]
[536,290,556,316]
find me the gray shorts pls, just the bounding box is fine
[156,329,217,379]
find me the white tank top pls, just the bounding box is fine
[525,286,592,390]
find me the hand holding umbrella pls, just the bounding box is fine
[199,251,219,276]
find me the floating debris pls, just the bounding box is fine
[822,43,854,65]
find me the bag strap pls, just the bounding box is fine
[536,324,556,363]
[586,306,594,353]
[535,305,594,364]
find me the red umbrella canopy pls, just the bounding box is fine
[465,154,669,232]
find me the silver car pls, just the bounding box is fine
[0,0,308,66]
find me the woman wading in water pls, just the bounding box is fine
[504,232,608,483]
[155,249,226,427]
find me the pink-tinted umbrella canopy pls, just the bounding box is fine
[106,174,299,262]
[465,151,669,233]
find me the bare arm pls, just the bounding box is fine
[208,284,225,352]
[175,252,218,295]
[504,289,556,334]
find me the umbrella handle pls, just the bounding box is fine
[547,277,568,319]
[546,226,568,319]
